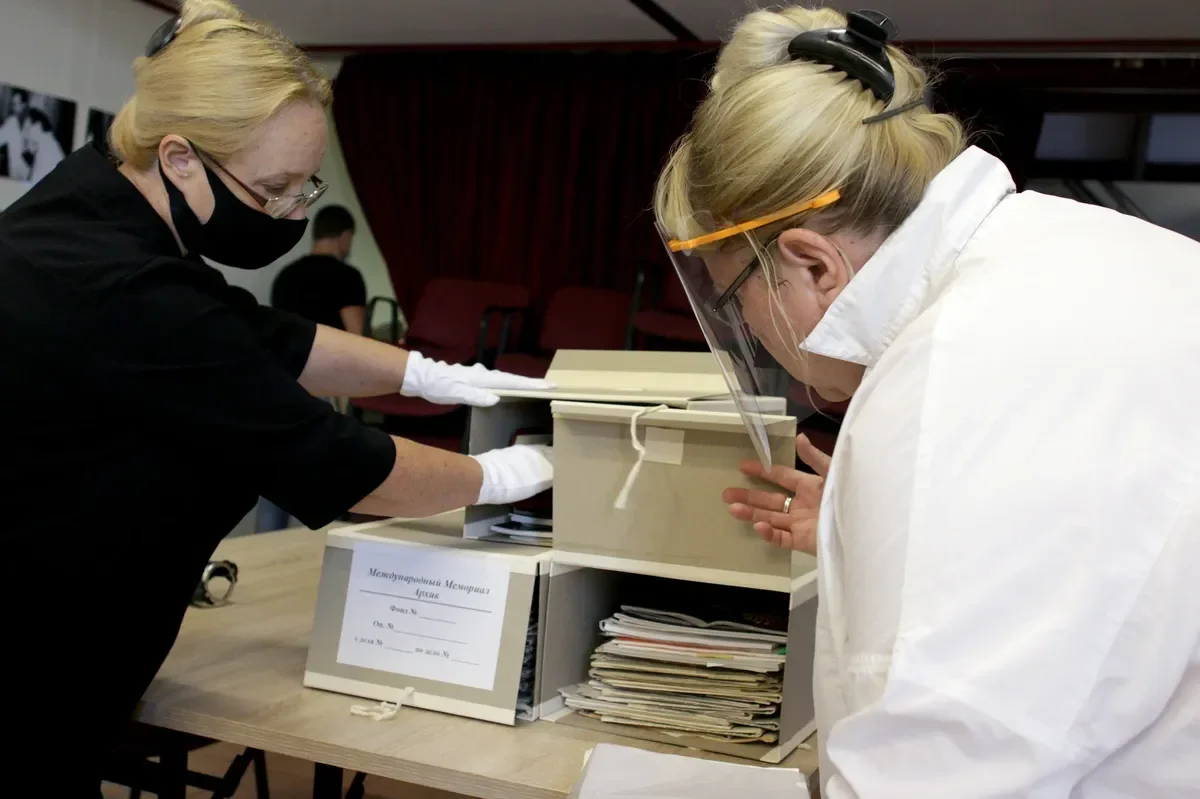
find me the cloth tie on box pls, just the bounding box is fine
[613,404,670,510]
[349,686,415,721]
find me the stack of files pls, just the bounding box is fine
[560,605,787,744]
[516,604,539,716]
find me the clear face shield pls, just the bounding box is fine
[655,190,841,469]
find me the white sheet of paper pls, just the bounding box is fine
[336,542,511,691]
[643,426,685,465]
[570,744,807,799]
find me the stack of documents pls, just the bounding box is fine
[560,606,787,744]
[516,601,539,716]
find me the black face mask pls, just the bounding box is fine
[159,160,307,269]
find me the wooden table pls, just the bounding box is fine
[137,529,819,799]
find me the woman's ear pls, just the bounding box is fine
[158,135,196,179]
[775,228,852,308]
[156,135,216,223]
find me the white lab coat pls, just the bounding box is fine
[802,147,1200,798]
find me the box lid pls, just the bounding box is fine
[328,510,551,571]
[550,400,795,434]
[494,350,729,408]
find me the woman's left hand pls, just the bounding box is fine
[401,351,554,407]
[722,434,831,555]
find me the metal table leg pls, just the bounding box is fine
[346,771,367,799]
[158,746,187,799]
[252,748,271,799]
[313,762,343,799]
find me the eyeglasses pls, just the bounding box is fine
[713,247,771,313]
[189,141,327,219]
[667,190,841,313]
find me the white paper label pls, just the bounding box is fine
[336,542,511,691]
[643,426,685,465]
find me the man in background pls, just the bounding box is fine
[272,204,368,334]
[260,206,367,533]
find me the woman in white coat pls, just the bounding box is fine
[655,7,1199,798]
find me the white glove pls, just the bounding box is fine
[400,351,555,407]
[472,444,553,506]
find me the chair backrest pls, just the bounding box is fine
[539,286,633,351]
[661,269,694,314]
[406,278,530,362]
[630,262,695,316]
[365,296,405,343]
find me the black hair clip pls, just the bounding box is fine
[787,10,899,102]
[861,95,926,125]
[145,15,182,57]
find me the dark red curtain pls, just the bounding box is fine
[333,49,715,314]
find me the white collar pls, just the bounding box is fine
[801,146,1016,367]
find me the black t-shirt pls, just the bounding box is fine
[0,143,395,787]
[272,254,367,331]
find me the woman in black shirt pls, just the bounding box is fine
[0,0,551,788]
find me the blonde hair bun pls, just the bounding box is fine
[656,5,964,246]
[710,7,850,93]
[109,0,329,170]
[178,0,246,28]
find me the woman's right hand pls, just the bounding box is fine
[471,444,553,505]
[722,434,831,556]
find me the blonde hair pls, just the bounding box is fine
[655,6,965,246]
[109,0,331,170]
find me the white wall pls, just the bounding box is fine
[0,0,169,208]
[0,5,396,314]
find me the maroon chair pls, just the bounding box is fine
[495,286,634,378]
[363,296,402,342]
[628,263,704,348]
[401,277,530,364]
[351,278,530,451]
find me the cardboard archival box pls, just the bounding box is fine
[304,511,552,724]
[463,350,736,541]
[465,350,797,576]
[550,398,797,582]
[538,551,818,763]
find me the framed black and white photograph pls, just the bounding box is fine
[0,82,76,184]
[84,107,116,155]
